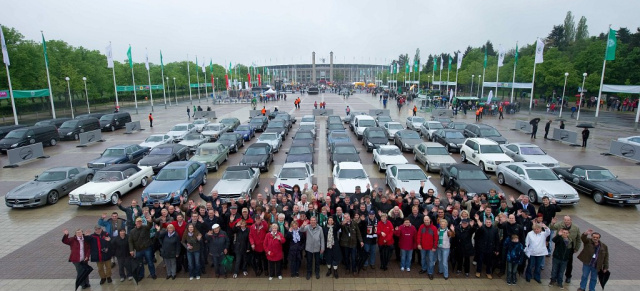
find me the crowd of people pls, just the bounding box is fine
[63,183,609,291]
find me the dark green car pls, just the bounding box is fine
[189,142,229,172]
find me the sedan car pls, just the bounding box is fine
[617,136,640,146]
[292,130,315,148]
[431,129,466,153]
[419,121,445,141]
[553,165,640,205]
[497,162,579,205]
[274,162,314,193]
[382,122,404,140]
[266,120,288,140]
[285,145,314,164]
[189,142,229,171]
[326,123,345,133]
[373,145,408,172]
[460,138,513,172]
[249,116,269,132]
[257,132,282,153]
[5,167,94,208]
[140,134,174,149]
[69,164,153,206]
[375,116,393,127]
[435,117,452,128]
[166,123,196,142]
[141,161,207,205]
[220,117,240,132]
[192,119,210,132]
[406,116,425,131]
[138,143,189,173]
[234,125,256,141]
[333,162,371,195]
[178,133,208,152]
[394,130,422,152]
[385,164,437,200]
[413,142,456,172]
[501,143,560,167]
[327,115,342,125]
[239,143,273,172]
[212,166,260,201]
[362,127,388,152]
[299,122,317,138]
[87,144,149,169]
[440,164,502,198]
[201,123,228,141]
[328,130,351,147]
[217,132,244,153]
[330,143,361,165]
[300,115,315,123]
[447,122,467,130]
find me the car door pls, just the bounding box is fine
[469,141,480,165]
[449,166,459,188]
[568,167,589,192]
[121,168,138,194]
[62,168,82,195]
[387,165,398,190]
[513,166,527,193]
[503,144,518,160]
[503,165,517,185]
[187,163,199,192]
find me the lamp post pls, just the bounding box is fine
[65,77,74,119]
[559,72,569,118]
[577,73,587,120]
[471,75,475,96]
[476,75,481,97]
[82,77,90,114]
[173,77,178,104]
[166,77,171,106]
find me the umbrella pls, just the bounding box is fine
[131,257,143,284]
[577,123,594,128]
[598,269,611,289]
[75,262,93,290]
[529,118,541,125]
[356,247,369,273]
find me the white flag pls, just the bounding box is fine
[535,38,545,64]
[487,90,494,104]
[144,49,150,71]
[202,61,205,73]
[105,43,113,68]
[497,46,506,67]
[457,52,464,69]
[1,26,10,66]
[439,56,443,70]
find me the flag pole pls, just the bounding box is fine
[510,42,518,104]
[128,45,138,114]
[1,25,17,124]
[196,56,201,103]
[109,42,119,109]
[160,50,167,109]
[481,66,486,99]
[187,54,192,104]
[495,46,501,100]
[446,62,450,97]
[203,62,208,103]
[42,31,56,119]
[145,48,154,112]
[438,62,442,91]
[595,26,612,126]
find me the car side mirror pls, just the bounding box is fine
[273,174,278,178]
[152,176,156,180]
[519,174,526,179]
[127,154,133,160]
[473,150,479,154]
[285,151,289,154]
[34,175,39,180]
[579,176,586,180]
[69,174,76,178]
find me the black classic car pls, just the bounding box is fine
[440,164,503,197]
[553,165,640,205]
[137,143,189,173]
[239,143,273,172]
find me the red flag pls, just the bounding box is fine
[224,74,229,89]
[258,74,262,86]
[247,73,251,88]
[211,75,214,90]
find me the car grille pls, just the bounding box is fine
[6,198,32,205]
[89,163,106,169]
[79,195,96,202]
[150,193,168,200]
[619,194,640,199]
[495,161,507,165]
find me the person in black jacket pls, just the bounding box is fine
[497,214,524,276]
[285,221,306,278]
[544,120,552,139]
[156,224,181,279]
[323,217,342,278]
[581,128,589,147]
[86,226,113,284]
[454,218,477,276]
[233,219,251,278]
[112,229,133,282]
[206,224,230,278]
[473,214,500,279]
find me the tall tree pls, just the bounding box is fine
[618,27,631,44]
[414,48,420,66]
[483,41,496,56]
[563,11,576,43]
[548,25,566,48]
[397,54,409,71]
[575,16,589,41]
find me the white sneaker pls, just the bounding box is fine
[119,278,125,282]
[189,277,194,280]
[400,267,405,271]
[243,271,248,276]
[278,276,282,280]
[407,268,411,272]
[233,274,238,279]
[196,276,200,280]
[269,277,273,280]
[127,276,133,281]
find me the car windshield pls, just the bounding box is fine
[387,123,403,129]
[458,170,487,180]
[586,170,617,181]
[196,147,219,155]
[145,136,163,142]
[219,134,236,141]
[260,134,278,141]
[270,121,285,127]
[428,123,444,129]
[102,148,125,157]
[149,147,172,155]
[301,117,314,122]
[480,128,501,137]
[155,168,187,181]
[221,119,236,125]
[300,125,314,131]
[359,120,376,127]
[378,117,392,123]
[280,167,308,178]
[451,123,466,130]
[380,148,402,155]
[246,147,268,155]
[4,129,26,138]
[60,120,79,129]
[330,133,349,139]
[184,135,202,141]
[99,115,114,122]
[328,124,343,130]
[236,125,250,131]
[204,125,224,131]
[480,145,503,154]
[334,146,357,154]
[367,130,387,138]
[397,169,427,180]
[520,146,545,155]
[439,118,452,123]
[289,146,312,154]
[171,125,188,131]
[36,171,67,181]
[194,120,207,124]
[295,133,313,139]
[250,119,263,124]
[93,171,124,182]
[222,170,250,180]
[401,131,421,139]
[526,169,559,180]
[427,147,449,155]
[445,131,465,138]
[338,169,367,179]
[412,117,425,123]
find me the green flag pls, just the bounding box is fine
[127,45,132,68]
[413,59,418,72]
[514,44,519,65]
[210,60,213,74]
[228,62,232,73]
[605,28,617,61]
[448,56,453,71]
[41,32,49,66]
[405,62,409,73]
[433,58,437,72]
[160,50,164,72]
[483,48,488,68]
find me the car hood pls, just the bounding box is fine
[593,180,640,194]
[140,141,163,148]
[202,130,224,136]
[259,139,279,147]
[213,179,254,195]
[393,179,438,198]
[144,180,186,194]
[218,140,236,147]
[334,178,371,194]
[526,180,578,195]
[179,140,203,147]
[90,156,124,164]
[486,136,507,144]
[366,137,388,144]
[480,153,513,162]
[235,130,251,135]
[456,179,501,195]
[412,122,422,128]
[275,177,311,189]
[444,137,466,145]
[190,154,222,163]
[139,155,171,166]
[378,155,408,165]
[71,182,120,195]
[428,155,457,164]
[241,155,268,164]
[332,153,360,163]
[520,155,559,165]
[58,128,76,135]
[285,154,312,164]
[0,137,19,146]
[7,180,59,198]
[167,130,188,137]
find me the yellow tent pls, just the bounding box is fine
[354,82,365,87]
[367,83,376,87]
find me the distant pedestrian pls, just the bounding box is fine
[193,106,197,117]
[314,101,318,109]
[413,105,417,116]
[531,119,540,139]
[346,106,351,116]
[475,109,481,122]
[148,113,153,128]
[261,106,266,116]
[581,128,590,147]
[544,120,552,139]
[498,105,504,119]
[187,107,191,119]
[560,121,565,129]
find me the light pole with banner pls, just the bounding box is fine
[166,77,171,106]
[577,72,587,121]
[471,75,475,96]
[65,77,74,119]
[559,72,569,118]
[476,75,481,97]
[82,77,90,114]
[173,77,178,105]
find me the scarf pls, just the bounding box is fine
[438,228,445,247]
[292,229,301,243]
[278,222,285,234]
[76,236,85,259]
[327,225,335,249]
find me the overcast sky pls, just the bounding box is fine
[3,0,639,66]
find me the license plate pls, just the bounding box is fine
[12,204,24,208]
[80,202,92,206]
[627,199,639,204]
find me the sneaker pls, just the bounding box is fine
[233,274,238,279]
[269,277,273,281]
[243,272,248,276]
[559,286,564,290]
[548,281,554,286]
[400,267,405,271]
[100,278,106,285]
[406,268,410,272]
[278,276,282,280]
[190,277,194,280]
[127,276,133,281]
[196,276,200,280]
[487,274,492,279]
[475,272,481,278]
[120,278,125,282]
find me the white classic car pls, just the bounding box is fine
[274,162,314,193]
[140,134,174,149]
[166,123,196,142]
[69,164,153,206]
[332,162,371,195]
[373,145,408,172]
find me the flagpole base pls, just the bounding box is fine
[164,103,167,109]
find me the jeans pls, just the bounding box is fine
[526,255,544,281]
[580,264,598,291]
[550,258,568,286]
[565,249,574,279]
[306,251,320,276]
[363,243,376,267]
[73,262,90,287]
[436,248,450,278]
[116,256,132,279]
[420,249,436,274]
[134,247,156,278]
[234,251,248,274]
[506,262,519,283]
[400,249,412,269]
[186,251,201,277]
[164,258,177,276]
[343,247,357,272]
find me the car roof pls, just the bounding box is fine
[221,117,239,121]
[109,144,138,149]
[174,123,193,126]
[226,165,252,171]
[163,161,192,168]
[441,129,462,132]
[472,123,496,129]
[45,166,80,171]
[505,162,546,168]
[364,127,384,132]
[154,143,185,149]
[333,143,356,148]
[390,164,422,169]
[573,165,606,170]
[377,145,400,150]
[421,142,445,147]
[337,162,365,169]
[281,162,309,168]
[355,115,374,120]
[507,142,538,147]
[397,129,417,134]
[249,142,270,148]
[450,164,483,170]
[199,143,223,148]
[467,138,499,145]
[99,164,138,171]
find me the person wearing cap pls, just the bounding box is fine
[224,204,239,233]
[230,208,255,229]
[454,218,477,277]
[350,184,371,204]
[156,224,181,280]
[117,199,143,232]
[249,215,269,276]
[129,217,156,280]
[206,223,229,278]
[85,225,113,285]
[264,223,286,280]
[417,216,439,279]
[232,219,251,278]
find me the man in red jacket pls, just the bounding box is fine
[250,215,269,276]
[417,216,438,279]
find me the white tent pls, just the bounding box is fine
[264,89,277,95]
[601,84,640,129]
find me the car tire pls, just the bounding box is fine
[213,162,219,172]
[378,162,384,172]
[111,125,115,132]
[528,190,538,204]
[497,173,505,185]
[445,144,450,152]
[50,138,58,146]
[140,177,148,187]
[426,163,431,173]
[182,190,189,201]
[592,191,605,205]
[479,161,486,172]
[86,174,94,183]
[74,134,79,140]
[110,193,119,205]
[440,175,445,186]
[47,190,59,205]
[460,152,467,163]
[202,174,208,184]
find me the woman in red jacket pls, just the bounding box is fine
[249,215,269,276]
[394,218,417,271]
[376,213,395,271]
[264,223,286,280]
[62,228,91,289]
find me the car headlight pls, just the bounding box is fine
[259,162,265,166]
[67,132,73,135]
[381,162,386,167]
[100,194,107,200]
[486,160,495,165]
[244,134,248,137]
[10,143,18,148]
[430,162,440,166]
[367,141,373,146]
[404,143,409,147]
[158,162,166,167]
[606,192,619,198]
[69,194,78,200]
[449,143,456,147]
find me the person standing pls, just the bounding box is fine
[505,234,524,285]
[362,210,378,269]
[577,229,608,291]
[531,119,540,139]
[62,228,91,289]
[581,128,590,147]
[285,221,305,278]
[86,225,113,285]
[187,107,191,119]
[413,105,417,116]
[117,199,142,232]
[544,119,552,139]
[524,223,550,283]
[148,113,153,128]
[129,217,157,280]
[417,216,438,280]
[112,229,133,282]
[206,224,229,279]
[435,219,454,279]
[551,215,581,284]
[376,213,395,271]
[192,106,197,117]
[232,220,250,278]
[498,104,504,119]
[300,217,325,280]
[395,218,417,272]
[474,215,499,279]
[549,229,574,289]
[340,213,363,276]
[560,120,565,129]
[182,224,202,280]
[346,106,351,116]
[323,216,342,278]
[264,223,286,280]
[250,215,269,276]
[156,224,181,280]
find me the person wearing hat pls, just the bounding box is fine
[350,184,371,205]
[454,218,477,277]
[156,224,181,280]
[129,217,157,280]
[206,223,229,278]
[362,210,379,269]
[83,225,113,285]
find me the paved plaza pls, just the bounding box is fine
[1,92,640,290]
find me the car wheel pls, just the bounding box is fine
[74,134,79,140]
[528,190,538,204]
[182,190,189,201]
[440,175,445,186]
[426,163,431,173]
[592,191,605,205]
[213,162,219,172]
[241,140,245,147]
[413,155,417,161]
[47,190,59,205]
[110,193,119,205]
[202,174,208,184]
[140,177,148,187]
[497,173,505,185]
[378,162,384,172]
[225,154,228,162]
[50,138,58,146]
[111,125,115,132]
[479,161,486,172]
[445,144,450,152]
[85,174,94,183]
[460,152,467,163]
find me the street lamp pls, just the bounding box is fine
[471,75,475,96]
[166,77,171,106]
[173,77,178,104]
[559,72,569,118]
[82,77,90,114]
[65,77,74,119]
[477,75,481,97]
[577,72,587,120]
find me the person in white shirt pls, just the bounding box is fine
[524,223,550,283]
